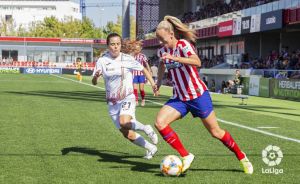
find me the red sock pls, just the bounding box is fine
[220,131,245,160]
[140,90,145,100]
[134,89,138,101]
[159,125,189,157]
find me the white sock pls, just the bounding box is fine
[131,119,145,131]
[132,133,153,150]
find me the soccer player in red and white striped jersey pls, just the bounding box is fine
[154,16,253,174]
[132,42,151,106]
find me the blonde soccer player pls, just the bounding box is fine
[154,16,253,173]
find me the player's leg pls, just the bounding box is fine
[76,72,80,81]
[119,97,157,158]
[155,102,194,172]
[201,112,253,174]
[79,73,82,82]
[193,91,253,174]
[139,76,146,106]
[119,114,157,159]
[116,97,158,144]
[131,119,158,145]
[133,82,139,105]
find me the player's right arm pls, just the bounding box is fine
[92,59,103,85]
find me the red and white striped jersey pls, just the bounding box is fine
[157,39,208,101]
[133,53,148,76]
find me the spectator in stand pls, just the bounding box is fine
[210,79,216,92]
[181,0,277,23]
[221,80,227,94]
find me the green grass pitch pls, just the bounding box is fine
[0,74,299,184]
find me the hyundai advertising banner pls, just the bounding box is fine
[241,16,251,34]
[233,18,242,35]
[250,14,261,33]
[260,10,283,31]
[23,68,62,74]
[218,20,233,37]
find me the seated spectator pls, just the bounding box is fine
[221,80,227,94]
[210,79,216,92]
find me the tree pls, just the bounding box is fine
[0,17,17,36]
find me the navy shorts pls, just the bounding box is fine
[165,90,213,119]
[133,75,145,84]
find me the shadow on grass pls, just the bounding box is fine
[6,90,108,103]
[61,146,160,174]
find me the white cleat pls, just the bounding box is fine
[240,153,254,174]
[144,145,158,160]
[144,125,158,145]
[182,153,195,173]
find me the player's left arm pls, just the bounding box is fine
[144,59,151,73]
[142,68,158,96]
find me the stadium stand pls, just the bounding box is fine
[181,0,278,23]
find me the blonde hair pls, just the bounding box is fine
[156,15,197,43]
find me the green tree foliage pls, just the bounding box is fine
[2,15,136,40]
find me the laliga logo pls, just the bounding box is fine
[262,145,283,166]
[261,145,284,174]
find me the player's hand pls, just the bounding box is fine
[94,70,101,78]
[92,70,100,85]
[152,84,159,96]
[161,53,173,61]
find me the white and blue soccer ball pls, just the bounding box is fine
[160,155,183,176]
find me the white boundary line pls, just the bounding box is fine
[51,74,300,144]
[257,127,279,129]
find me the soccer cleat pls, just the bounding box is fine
[144,145,158,160]
[182,153,195,173]
[141,99,146,106]
[144,125,158,145]
[240,153,253,174]
[136,100,139,106]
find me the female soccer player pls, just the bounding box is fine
[92,33,158,159]
[132,41,151,106]
[154,16,253,174]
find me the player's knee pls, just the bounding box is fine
[119,121,131,129]
[210,128,223,139]
[119,128,130,138]
[155,116,167,130]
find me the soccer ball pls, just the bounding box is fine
[160,155,183,176]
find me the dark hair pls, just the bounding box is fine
[106,33,122,45]
[76,57,81,61]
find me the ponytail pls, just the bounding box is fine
[156,15,197,43]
